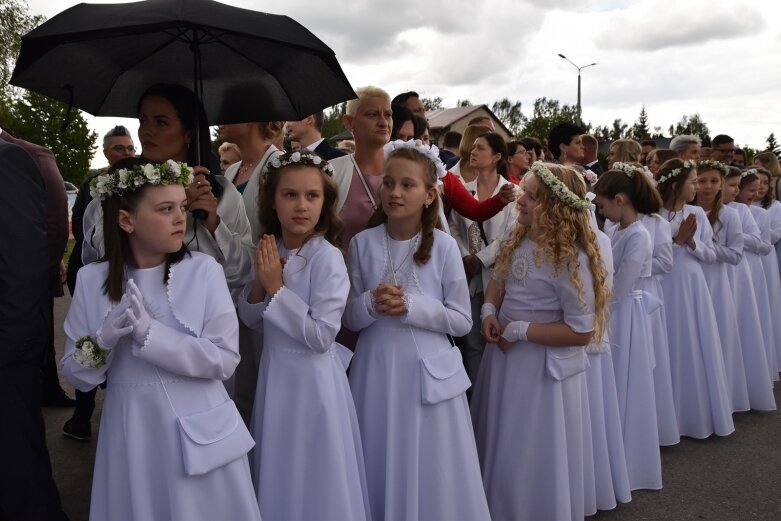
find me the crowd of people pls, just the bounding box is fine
[4,83,781,521]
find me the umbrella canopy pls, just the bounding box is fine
[10,0,356,124]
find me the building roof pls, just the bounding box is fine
[426,105,487,129]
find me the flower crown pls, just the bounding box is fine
[656,159,696,185]
[610,162,644,179]
[740,168,759,179]
[530,161,591,211]
[265,151,334,181]
[383,139,447,180]
[696,160,729,176]
[90,160,194,201]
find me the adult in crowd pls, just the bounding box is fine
[284,110,347,161]
[520,136,544,163]
[670,134,701,160]
[219,121,284,244]
[711,134,736,165]
[390,104,417,142]
[646,148,678,176]
[450,124,493,183]
[440,130,462,168]
[548,122,585,165]
[754,151,781,202]
[218,142,241,175]
[0,141,69,521]
[640,139,657,165]
[63,125,136,441]
[414,114,430,145]
[391,90,426,117]
[503,140,529,184]
[468,115,495,131]
[582,133,604,176]
[0,128,71,407]
[733,148,747,168]
[699,147,712,160]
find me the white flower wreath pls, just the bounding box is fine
[73,336,109,369]
[265,150,334,180]
[610,162,645,179]
[530,162,591,211]
[657,159,696,186]
[382,139,447,180]
[90,160,193,201]
[740,168,759,179]
[696,160,729,176]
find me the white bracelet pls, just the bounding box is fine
[480,303,497,321]
[501,320,530,343]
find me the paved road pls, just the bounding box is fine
[46,293,781,521]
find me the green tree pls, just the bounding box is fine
[0,0,44,125]
[669,114,710,145]
[322,102,347,140]
[765,132,780,159]
[491,97,526,137]
[6,91,97,184]
[630,105,650,140]
[421,97,443,111]
[456,99,472,107]
[520,97,580,142]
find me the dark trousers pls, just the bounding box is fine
[73,387,98,423]
[40,296,63,396]
[0,364,68,521]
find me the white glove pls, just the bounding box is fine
[96,293,133,349]
[480,303,497,321]
[124,279,152,345]
[501,320,530,343]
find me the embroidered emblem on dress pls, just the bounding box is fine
[468,223,482,254]
[511,250,534,284]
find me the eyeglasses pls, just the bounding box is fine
[109,144,136,154]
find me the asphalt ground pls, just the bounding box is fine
[46,293,781,521]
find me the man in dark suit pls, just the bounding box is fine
[0,141,69,520]
[0,129,73,407]
[285,110,347,161]
[581,133,604,176]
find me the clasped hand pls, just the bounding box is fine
[253,234,284,297]
[372,283,407,316]
[185,168,220,234]
[481,315,513,353]
[97,279,151,348]
[674,213,697,248]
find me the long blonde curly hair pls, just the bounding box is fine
[494,163,610,343]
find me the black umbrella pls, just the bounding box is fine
[10,0,356,124]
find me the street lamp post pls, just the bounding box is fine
[558,54,597,124]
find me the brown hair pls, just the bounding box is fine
[494,163,610,343]
[693,164,726,236]
[458,124,492,163]
[257,158,343,250]
[258,121,284,141]
[753,152,781,177]
[655,158,696,207]
[593,166,662,214]
[366,148,442,265]
[752,166,774,209]
[101,157,189,302]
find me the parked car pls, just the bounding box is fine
[64,181,79,194]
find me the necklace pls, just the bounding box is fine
[385,228,419,286]
[350,155,378,211]
[236,158,259,181]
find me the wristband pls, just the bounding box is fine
[480,303,497,321]
[501,320,530,343]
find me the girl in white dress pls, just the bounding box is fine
[344,142,490,521]
[238,152,371,521]
[722,170,776,409]
[753,166,781,371]
[654,158,734,439]
[61,158,262,521]
[693,160,750,413]
[473,162,610,521]
[733,169,781,379]
[593,164,662,491]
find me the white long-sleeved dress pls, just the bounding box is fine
[60,253,261,521]
[345,225,490,521]
[238,235,371,521]
[658,205,734,439]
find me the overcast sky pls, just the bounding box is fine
[25,0,781,169]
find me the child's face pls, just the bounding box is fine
[273,166,324,248]
[381,157,436,225]
[736,179,760,205]
[696,169,722,205]
[593,193,623,223]
[756,173,770,199]
[722,177,741,204]
[516,173,540,226]
[120,185,187,266]
[676,169,698,203]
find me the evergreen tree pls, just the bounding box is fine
[765,132,780,158]
[630,105,650,140]
[670,113,710,145]
[321,102,347,140]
